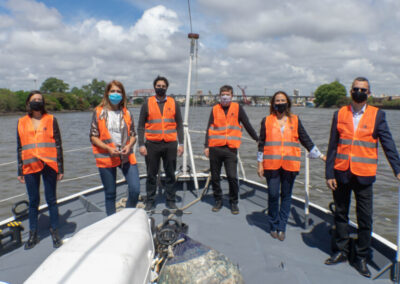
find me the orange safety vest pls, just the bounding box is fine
[263,114,301,172]
[334,105,378,176]
[92,107,137,168]
[18,114,59,175]
[145,96,177,142]
[208,102,242,149]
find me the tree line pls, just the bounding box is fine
[1,77,399,113]
[0,77,105,113]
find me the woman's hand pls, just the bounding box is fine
[121,145,131,155]
[108,146,120,157]
[17,176,25,184]
[257,162,264,178]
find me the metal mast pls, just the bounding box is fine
[182,33,199,193]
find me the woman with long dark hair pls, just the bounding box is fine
[17,90,63,249]
[257,91,325,241]
[90,80,140,216]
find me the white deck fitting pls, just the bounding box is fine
[25,209,154,284]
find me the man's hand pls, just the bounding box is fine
[257,162,264,178]
[177,145,184,157]
[57,173,64,181]
[397,173,400,181]
[326,178,338,191]
[17,176,25,184]
[204,148,209,157]
[139,146,147,156]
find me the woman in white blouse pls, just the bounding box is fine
[90,80,140,215]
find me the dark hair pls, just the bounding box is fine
[26,90,47,116]
[219,85,233,95]
[153,76,169,88]
[351,77,370,92]
[99,80,127,109]
[269,91,292,117]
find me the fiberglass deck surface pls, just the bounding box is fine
[0,177,393,284]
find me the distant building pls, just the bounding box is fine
[133,89,155,97]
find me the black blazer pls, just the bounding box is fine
[325,106,400,185]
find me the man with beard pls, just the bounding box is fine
[325,77,400,278]
[138,76,184,211]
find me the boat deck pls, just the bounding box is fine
[0,177,395,283]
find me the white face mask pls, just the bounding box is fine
[220,95,232,106]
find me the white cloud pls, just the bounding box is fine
[0,0,400,96]
[5,0,62,30]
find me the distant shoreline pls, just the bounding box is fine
[0,104,143,117]
[1,104,398,117]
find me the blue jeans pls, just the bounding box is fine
[266,169,296,232]
[24,165,59,231]
[98,163,140,216]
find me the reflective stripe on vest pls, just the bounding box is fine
[208,102,242,149]
[91,107,137,168]
[334,105,378,176]
[145,96,177,142]
[262,114,301,172]
[17,114,59,175]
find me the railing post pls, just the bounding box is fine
[237,151,246,181]
[395,185,400,283]
[304,154,310,230]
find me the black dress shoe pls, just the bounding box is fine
[230,203,239,215]
[49,228,63,248]
[24,230,39,250]
[212,200,223,212]
[145,201,155,211]
[166,201,177,210]
[325,251,348,265]
[352,258,371,278]
[277,231,285,241]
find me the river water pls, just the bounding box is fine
[0,106,399,243]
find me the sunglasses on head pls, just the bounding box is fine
[352,87,368,93]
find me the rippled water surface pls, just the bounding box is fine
[0,106,399,242]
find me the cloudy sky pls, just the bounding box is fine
[1,0,400,96]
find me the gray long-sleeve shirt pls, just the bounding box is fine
[204,103,258,148]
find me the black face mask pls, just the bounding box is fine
[155,88,166,97]
[274,103,287,114]
[351,91,368,103]
[29,101,44,111]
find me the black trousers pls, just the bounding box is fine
[209,146,239,204]
[332,175,373,259]
[145,141,177,203]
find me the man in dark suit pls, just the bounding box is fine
[325,77,400,278]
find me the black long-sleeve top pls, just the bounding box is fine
[204,104,258,148]
[257,115,315,152]
[17,116,63,176]
[325,108,400,184]
[137,96,184,146]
